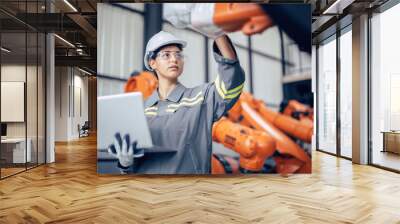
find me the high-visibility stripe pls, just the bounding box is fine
[168,92,203,108]
[224,89,242,99]
[165,109,176,113]
[180,91,202,102]
[220,80,244,95]
[215,75,244,100]
[222,84,243,97]
[166,97,204,112]
[226,82,244,94]
[215,77,227,99]
[144,111,157,116]
[145,106,158,112]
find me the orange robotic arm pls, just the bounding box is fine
[228,93,311,174]
[240,102,311,173]
[124,71,158,99]
[257,104,313,143]
[212,154,240,174]
[234,92,313,143]
[213,3,274,35]
[212,117,276,172]
[241,93,313,143]
[283,100,314,122]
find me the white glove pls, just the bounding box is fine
[108,133,143,168]
[163,3,194,29]
[163,3,225,39]
[190,3,225,39]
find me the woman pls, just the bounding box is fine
[109,31,245,174]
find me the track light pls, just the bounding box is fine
[63,0,78,12]
[78,67,93,76]
[54,34,75,48]
[1,47,11,53]
[322,0,354,15]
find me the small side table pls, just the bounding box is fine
[381,131,400,155]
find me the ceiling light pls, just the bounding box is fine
[63,0,78,12]
[78,67,92,76]
[54,34,75,48]
[1,47,11,53]
[323,0,354,15]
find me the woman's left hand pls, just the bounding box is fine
[108,133,143,168]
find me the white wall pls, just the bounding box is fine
[72,74,89,138]
[55,67,69,141]
[1,65,28,138]
[55,67,89,141]
[1,65,25,82]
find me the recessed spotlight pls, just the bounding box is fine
[1,47,11,53]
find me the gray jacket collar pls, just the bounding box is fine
[146,82,185,107]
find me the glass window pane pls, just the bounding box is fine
[1,30,28,177]
[339,29,352,158]
[317,37,337,154]
[252,54,282,106]
[98,3,144,80]
[251,26,281,58]
[371,4,400,171]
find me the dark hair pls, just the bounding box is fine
[150,43,183,60]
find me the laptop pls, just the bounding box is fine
[97,92,178,163]
[97,92,153,159]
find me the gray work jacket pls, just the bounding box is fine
[123,40,245,174]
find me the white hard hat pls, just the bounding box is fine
[144,31,187,71]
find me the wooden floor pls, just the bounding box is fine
[1,135,400,223]
[1,164,44,178]
[1,167,26,178]
[372,150,400,171]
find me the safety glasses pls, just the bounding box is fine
[156,51,185,61]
